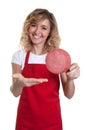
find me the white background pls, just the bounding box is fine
[0,0,86,130]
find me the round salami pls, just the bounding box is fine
[46,48,71,74]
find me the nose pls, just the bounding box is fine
[35,27,41,34]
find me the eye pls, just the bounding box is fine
[31,23,36,27]
[42,27,47,30]
[42,26,47,30]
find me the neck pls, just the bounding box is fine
[31,45,45,55]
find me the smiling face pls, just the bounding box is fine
[20,9,61,52]
[28,19,50,46]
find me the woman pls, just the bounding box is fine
[10,8,80,130]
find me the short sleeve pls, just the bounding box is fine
[11,49,26,69]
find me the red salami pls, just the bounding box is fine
[46,48,71,74]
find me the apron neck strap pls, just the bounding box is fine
[24,51,30,66]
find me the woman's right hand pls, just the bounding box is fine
[13,73,48,87]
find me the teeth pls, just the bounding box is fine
[34,35,41,39]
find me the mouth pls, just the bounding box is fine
[33,34,42,39]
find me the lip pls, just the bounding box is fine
[32,34,42,39]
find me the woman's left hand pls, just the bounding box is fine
[66,63,80,80]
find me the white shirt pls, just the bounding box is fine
[11,49,47,70]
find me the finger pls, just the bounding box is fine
[31,78,48,83]
[38,78,48,83]
[69,63,79,71]
[66,68,80,80]
[12,74,18,78]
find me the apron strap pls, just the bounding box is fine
[24,51,30,66]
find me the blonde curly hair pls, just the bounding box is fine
[20,8,61,52]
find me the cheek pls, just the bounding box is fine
[28,27,35,33]
[28,29,34,37]
[28,29,32,34]
[44,31,50,39]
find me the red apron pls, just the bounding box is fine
[15,51,62,130]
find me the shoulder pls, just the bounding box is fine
[13,49,26,56]
[11,49,26,66]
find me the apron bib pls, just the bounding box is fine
[15,51,62,130]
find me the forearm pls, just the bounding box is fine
[10,80,24,97]
[61,63,80,99]
[63,79,75,99]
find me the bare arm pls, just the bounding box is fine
[10,63,48,97]
[60,63,80,99]
[10,63,23,97]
